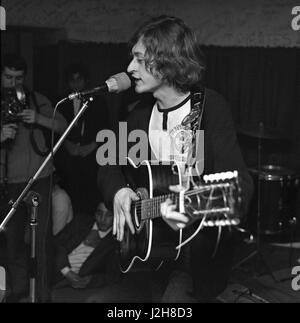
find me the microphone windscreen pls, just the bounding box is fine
[107,72,131,93]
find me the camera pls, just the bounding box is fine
[1,87,27,124]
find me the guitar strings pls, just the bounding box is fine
[131,187,230,207]
[211,225,222,258]
[176,213,207,249]
[175,187,215,249]
[131,178,238,222]
[132,186,232,221]
[131,181,235,208]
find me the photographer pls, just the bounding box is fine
[0,53,67,302]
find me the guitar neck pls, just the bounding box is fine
[133,193,178,220]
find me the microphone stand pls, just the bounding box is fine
[23,191,40,303]
[0,96,93,232]
[0,96,94,301]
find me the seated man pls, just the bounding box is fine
[53,202,119,289]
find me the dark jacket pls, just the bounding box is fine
[53,214,117,278]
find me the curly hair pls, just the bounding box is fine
[130,15,206,92]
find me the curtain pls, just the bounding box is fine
[34,43,300,170]
[203,47,300,172]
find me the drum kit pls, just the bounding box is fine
[235,122,299,280]
[237,122,299,238]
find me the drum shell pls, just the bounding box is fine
[246,165,298,235]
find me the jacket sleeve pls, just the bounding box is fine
[204,90,254,218]
[53,215,93,272]
[97,107,139,210]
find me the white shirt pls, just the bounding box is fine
[52,185,73,235]
[149,97,192,164]
[61,224,112,275]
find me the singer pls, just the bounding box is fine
[97,16,253,302]
[54,63,110,215]
[0,53,68,302]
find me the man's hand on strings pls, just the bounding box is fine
[113,187,139,241]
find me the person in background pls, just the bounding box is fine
[53,202,119,289]
[55,63,110,215]
[0,53,67,302]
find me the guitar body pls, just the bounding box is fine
[118,158,241,273]
[119,158,183,273]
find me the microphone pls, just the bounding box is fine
[68,72,131,100]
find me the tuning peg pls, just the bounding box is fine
[230,218,240,226]
[207,220,215,227]
[203,174,210,182]
[203,170,239,183]
[220,220,227,226]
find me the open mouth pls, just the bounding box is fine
[133,77,141,84]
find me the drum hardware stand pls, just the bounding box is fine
[233,122,279,282]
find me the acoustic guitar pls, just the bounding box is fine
[119,157,241,273]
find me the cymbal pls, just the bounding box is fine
[237,124,287,140]
[248,165,296,180]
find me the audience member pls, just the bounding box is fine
[55,63,109,214]
[53,202,119,289]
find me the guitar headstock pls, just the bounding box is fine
[183,170,241,227]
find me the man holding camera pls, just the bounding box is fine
[0,54,67,302]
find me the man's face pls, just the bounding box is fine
[68,72,86,92]
[95,203,113,232]
[127,39,163,94]
[1,67,25,89]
